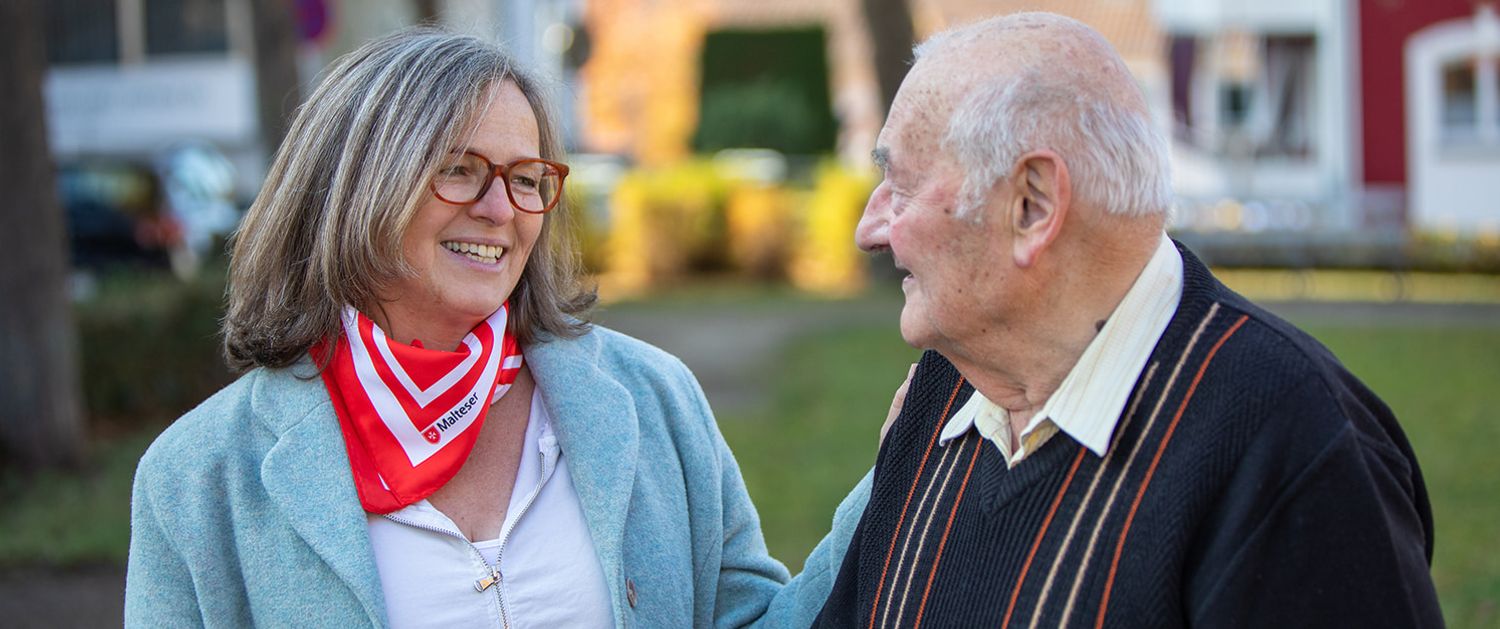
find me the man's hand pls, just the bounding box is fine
[880,363,918,444]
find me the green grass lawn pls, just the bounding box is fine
[1304,324,1500,628]
[721,317,1500,629]
[717,325,919,568]
[0,428,156,567]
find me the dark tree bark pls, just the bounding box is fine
[251,0,303,154]
[412,0,442,25]
[861,0,916,118]
[0,0,86,471]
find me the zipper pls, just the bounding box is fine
[486,433,559,629]
[381,510,511,629]
[475,564,501,592]
[380,429,559,629]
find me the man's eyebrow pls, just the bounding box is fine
[871,147,890,171]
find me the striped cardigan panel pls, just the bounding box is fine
[861,303,1252,629]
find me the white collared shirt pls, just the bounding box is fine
[367,389,613,628]
[939,234,1183,466]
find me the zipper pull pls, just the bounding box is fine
[474,566,501,592]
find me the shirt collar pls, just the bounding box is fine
[939,234,1183,457]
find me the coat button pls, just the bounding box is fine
[626,578,638,608]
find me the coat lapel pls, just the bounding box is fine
[255,367,387,627]
[247,333,641,627]
[525,332,640,623]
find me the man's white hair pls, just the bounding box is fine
[915,23,1172,221]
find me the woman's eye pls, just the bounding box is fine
[511,176,539,190]
[440,165,471,177]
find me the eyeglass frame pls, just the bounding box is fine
[429,150,570,214]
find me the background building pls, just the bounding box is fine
[39,0,1500,242]
[42,0,582,196]
[1366,0,1500,234]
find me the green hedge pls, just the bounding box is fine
[76,267,235,431]
[1175,230,1500,273]
[693,27,837,155]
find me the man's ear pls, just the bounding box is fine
[1005,150,1070,268]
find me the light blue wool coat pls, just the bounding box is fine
[125,325,870,628]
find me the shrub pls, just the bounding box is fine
[696,78,824,154]
[1407,230,1500,274]
[604,161,732,291]
[76,267,234,432]
[599,159,875,295]
[725,184,797,279]
[561,185,609,274]
[693,27,837,155]
[789,163,875,295]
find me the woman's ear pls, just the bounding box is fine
[1006,150,1070,268]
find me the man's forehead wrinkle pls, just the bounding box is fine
[877,65,972,178]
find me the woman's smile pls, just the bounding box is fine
[441,240,508,266]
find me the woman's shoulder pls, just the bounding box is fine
[136,364,330,485]
[529,324,713,436]
[535,323,696,383]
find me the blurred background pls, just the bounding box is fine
[1,0,1497,626]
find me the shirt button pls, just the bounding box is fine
[626,578,638,608]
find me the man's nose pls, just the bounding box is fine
[855,181,893,252]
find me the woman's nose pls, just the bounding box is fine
[467,177,517,224]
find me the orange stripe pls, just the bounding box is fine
[868,376,967,629]
[1094,314,1248,629]
[1001,445,1090,629]
[911,435,985,629]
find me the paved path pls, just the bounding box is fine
[0,569,126,628]
[3,296,1495,627]
[593,294,902,414]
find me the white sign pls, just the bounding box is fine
[45,57,257,156]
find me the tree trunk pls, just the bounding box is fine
[0,0,86,471]
[251,0,303,154]
[412,0,442,25]
[861,0,916,118]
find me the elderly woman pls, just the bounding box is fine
[124,29,861,628]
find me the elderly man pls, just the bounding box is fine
[810,12,1443,628]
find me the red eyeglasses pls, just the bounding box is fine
[430,151,569,214]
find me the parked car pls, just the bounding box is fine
[60,161,180,273]
[60,143,240,278]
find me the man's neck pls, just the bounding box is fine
[941,232,1160,421]
[943,317,1096,423]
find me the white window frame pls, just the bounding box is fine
[1408,5,1500,152]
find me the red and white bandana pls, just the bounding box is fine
[315,304,523,514]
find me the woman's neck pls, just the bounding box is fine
[368,307,479,352]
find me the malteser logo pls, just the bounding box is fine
[423,392,480,444]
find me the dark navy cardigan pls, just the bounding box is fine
[815,244,1443,628]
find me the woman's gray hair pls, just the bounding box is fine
[916,22,1172,221]
[224,27,594,371]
